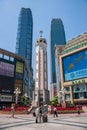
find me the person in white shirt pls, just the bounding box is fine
[35,107,42,123]
[11,103,15,118]
[53,107,58,117]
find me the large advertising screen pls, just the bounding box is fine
[0,76,14,94]
[16,62,23,73]
[0,61,14,77]
[15,61,24,79]
[62,49,87,81]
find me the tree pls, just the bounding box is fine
[50,96,58,106]
[21,95,30,106]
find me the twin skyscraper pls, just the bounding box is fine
[15,8,33,72]
[15,8,66,104]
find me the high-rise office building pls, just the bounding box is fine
[50,18,66,99]
[50,18,66,83]
[15,8,33,69]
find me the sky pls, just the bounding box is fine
[0,0,87,87]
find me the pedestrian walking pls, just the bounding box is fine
[11,103,15,118]
[39,107,42,123]
[77,105,80,115]
[53,107,58,117]
[42,105,48,123]
[48,105,51,114]
[35,107,41,123]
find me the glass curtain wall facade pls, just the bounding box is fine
[50,18,66,83]
[16,8,33,69]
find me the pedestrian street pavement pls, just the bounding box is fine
[0,113,87,130]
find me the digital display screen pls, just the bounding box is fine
[0,61,14,77]
[0,76,14,94]
[16,62,24,73]
[62,49,87,81]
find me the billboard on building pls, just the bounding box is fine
[0,95,12,102]
[0,59,14,95]
[0,76,14,94]
[15,61,24,79]
[62,49,87,81]
[0,61,14,77]
[16,62,23,73]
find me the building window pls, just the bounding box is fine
[36,64,38,70]
[36,55,38,61]
[65,94,70,100]
[36,82,38,88]
[4,55,9,60]
[36,73,38,78]
[0,54,3,58]
[65,87,70,92]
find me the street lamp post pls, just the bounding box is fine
[14,88,21,104]
[24,93,28,98]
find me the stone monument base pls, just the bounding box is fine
[61,102,66,108]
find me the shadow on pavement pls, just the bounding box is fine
[0,121,35,130]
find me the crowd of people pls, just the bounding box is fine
[9,104,82,120]
[34,105,48,123]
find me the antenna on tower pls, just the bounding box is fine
[40,30,43,37]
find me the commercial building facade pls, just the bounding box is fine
[0,49,32,107]
[59,33,87,105]
[54,45,65,97]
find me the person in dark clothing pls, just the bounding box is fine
[33,112,36,117]
[77,105,80,115]
[39,107,42,123]
[53,107,58,117]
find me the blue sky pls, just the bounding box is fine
[0,0,87,86]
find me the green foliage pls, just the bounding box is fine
[21,95,30,106]
[50,96,58,106]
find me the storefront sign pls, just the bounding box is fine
[72,79,85,85]
[0,95,12,102]
[62,42,87,54]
